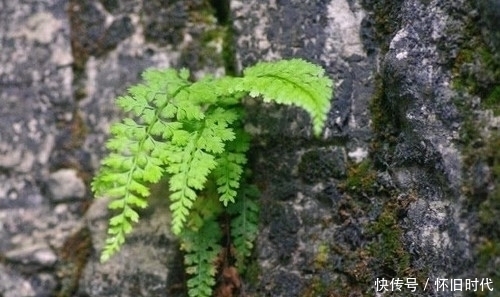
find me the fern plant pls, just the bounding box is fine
[92,59,333,296]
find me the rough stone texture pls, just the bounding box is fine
[48,169,86,202]
[1,0,499,296]
[74,1,226,296]
[0,1,84,296]
[78,195,181,297]
[232,0,377,295]
[233,0,498,296]
[381,0,471,280]
[1,0,223,296]
[476,0,500,55]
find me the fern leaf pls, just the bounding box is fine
[182,219,222,297]
[214,152,244,205]
[185,76,221,105]
[213,131,250,206]
[164,106,241,234]
[93,59,332,273]
[143,68,190,97]
[92,68,192,261]
[166,132,218,235]
[92,120,154,262]
[227,185,260,272]
[197,107,238,154]
[234,59,333,136]
[172,87,206,120]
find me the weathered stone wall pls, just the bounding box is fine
[0,0,498,296]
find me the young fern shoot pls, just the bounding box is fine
[92,58,333,297]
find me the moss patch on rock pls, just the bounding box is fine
[450,4,500,295]
[340,160,377,195]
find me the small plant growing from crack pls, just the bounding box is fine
[92,59,333,297]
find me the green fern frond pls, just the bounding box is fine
[197,107,238,154]
[92,118,161,262]
[92,58,334,290]
[92,68,192,261]
[213,131,250,206]
[186,193,224,231]
[213,151,246,205]
[166,132,218,235]
[165,106,242,235]
[234,58,333,136]
[182,219,222,297]
[227,184,260,272]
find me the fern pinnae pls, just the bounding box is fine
[236,59,333,136]
[213,151,245,205]
[93,59,333,295]
[93,116,154,261]
[227,184,260,272]
[93,69,192,261]
[213,130,250,206]
[167,131,217,235]
[167,106,240,234]
[182,219,222,297]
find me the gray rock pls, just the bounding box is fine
[0,265,36,297]
[5,244,58,267]
[0,1,88,296]
[73,1,229,296]
[232,0,497,296]
[1,0,498,296]
[78,195,181,297]
[48,169,86,201]
[382,1,473,281]
[298,147,347,183]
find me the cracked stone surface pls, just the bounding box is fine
[1,0,499,296]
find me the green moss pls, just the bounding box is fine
[177,0,237,76]
[313,244,330,270]
[450,11,500,110]
[369,77,390,133]
[341,160,377,195]
[360,0,404,54]
[300,250,346,297]
[451,5,500,217]
[240,258,260,288]
[179,27,225,71]
[202,0,236,75]
[220,23,237,76]
[477,134,500,235]
[477,240,500,296]
[484,86,500,115]
[461,129,500,297]
[452,45,499,100]
[367,203,411,277]
[451,13,500,292]
[368,76,401,179]
[479,188,500,231]
[301,276,330,297]
[340,71,412,292]
[462,133,500,297]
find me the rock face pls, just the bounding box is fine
[0,0,498,297]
